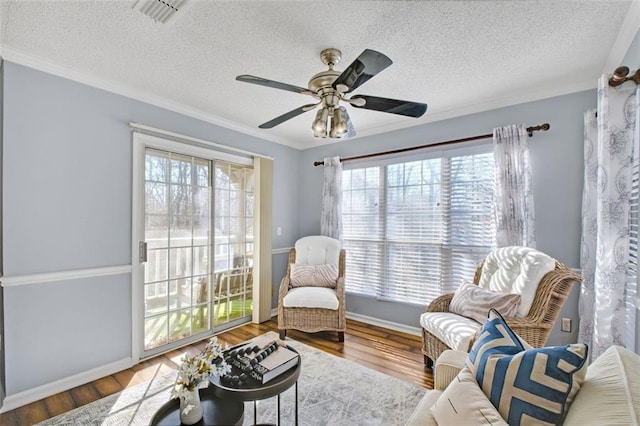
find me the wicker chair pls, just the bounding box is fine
[278,236,346,342]
[421,248,581,367]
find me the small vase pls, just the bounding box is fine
[179,389,204,425]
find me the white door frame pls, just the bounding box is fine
[131,132,252,362]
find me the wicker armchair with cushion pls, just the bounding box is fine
[420,246,581,367]
[278,236,346,342]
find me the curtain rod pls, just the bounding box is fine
[313,123,550,167]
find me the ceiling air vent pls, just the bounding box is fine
[132,0,188,24]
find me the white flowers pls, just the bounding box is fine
[171,336,230,413]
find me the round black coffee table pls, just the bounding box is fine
[150,389,244,425]
[208,349,301,426]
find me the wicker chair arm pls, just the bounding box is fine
[503,315,542,330]
[278,276,291,302]
[502,316,550,348]
[335,276,345,300]
[426,293,454,313]
[335,276,346,322]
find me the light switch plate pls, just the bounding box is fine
[561,318,572,332]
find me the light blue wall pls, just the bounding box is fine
[623,25,640,66]
[1,62,299,396]
[296,89,595,345]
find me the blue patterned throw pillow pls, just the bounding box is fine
[466,309,588,426]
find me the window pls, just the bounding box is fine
[342,149,496,305]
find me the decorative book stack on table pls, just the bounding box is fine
[209,332,302,425]
[224,337,299,385]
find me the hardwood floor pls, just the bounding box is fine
[0,318,433,425]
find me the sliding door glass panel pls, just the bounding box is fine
[144,150,213,351]
[143,149,253,353]
[213,164,254,326]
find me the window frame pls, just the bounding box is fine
[132,132,254,361]
[341,141,496,306]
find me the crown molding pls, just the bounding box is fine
[0,45,294,148]
[603,0,640,73]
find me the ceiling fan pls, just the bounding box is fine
[236,48,428,139]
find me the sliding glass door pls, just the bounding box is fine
[141,147,254,355]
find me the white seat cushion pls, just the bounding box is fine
[282,287,339,310]
[419,312,482,351]
[478,246,555,316]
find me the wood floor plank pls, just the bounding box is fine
[1,317,433,425]
[0,411,19,426]
[43,392,77,417]
[93,375,124,397]
[69,383,101,407]
[14,402,48,425]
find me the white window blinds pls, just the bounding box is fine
[342,150,496,305]
[626,156,639,346]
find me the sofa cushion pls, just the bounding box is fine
[405,390,440,426]
[289,263,338,288]
[419,312,482,351]
[431,367,509,426]
[449,280,522,322]
[434,349,468,391]
[563,345,640,426]
[282,287,339,310]
[477,246,555,316]
[467,309,588,426]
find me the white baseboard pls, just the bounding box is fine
[346,312,422,336]
[0,357,133,413]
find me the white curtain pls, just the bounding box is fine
[579,76,638,359]
[321,156,342,240]
[493,124,536,247]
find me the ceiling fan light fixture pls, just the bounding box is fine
[333,108,348,135]
[312,108,329,133]
[314,128,327,138]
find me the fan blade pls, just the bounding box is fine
[258,103,318,129]
[332,49,393,93]
[236,75,314,96]
[349,95,427,118]
[340,106,357,138]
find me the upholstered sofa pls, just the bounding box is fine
[407,342,640,426]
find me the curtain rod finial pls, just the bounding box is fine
[527,123,550,137]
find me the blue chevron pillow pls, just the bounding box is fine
[466,309,588,426]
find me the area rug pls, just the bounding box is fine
[38,335,426,425]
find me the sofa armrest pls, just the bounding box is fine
[434,350,467,391]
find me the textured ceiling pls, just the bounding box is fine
[0,0,637,149]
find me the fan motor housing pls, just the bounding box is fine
[308,70,341,93]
